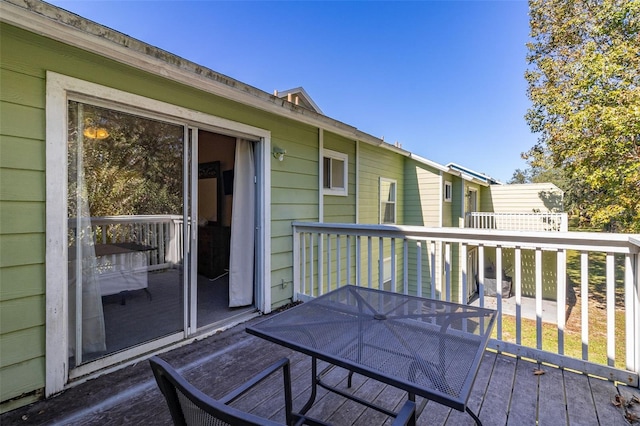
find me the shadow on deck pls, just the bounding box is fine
[2,316,638,425]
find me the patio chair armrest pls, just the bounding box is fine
[219,357,291,404]
[391,400,416,426]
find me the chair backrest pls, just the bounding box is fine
[149,356,283,426]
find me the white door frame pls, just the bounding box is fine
[45,72,271,396]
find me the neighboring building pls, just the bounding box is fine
[0,0,563,411]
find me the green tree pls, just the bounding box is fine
[525,0,640,232]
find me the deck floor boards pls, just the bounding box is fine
[1,316,634,426]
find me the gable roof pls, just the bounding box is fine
[274,87,323,114]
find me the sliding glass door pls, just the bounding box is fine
[67,100,187,366]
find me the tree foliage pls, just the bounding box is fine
[68,101,184,219]
[525,0,640,232]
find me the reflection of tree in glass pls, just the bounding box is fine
[68,101,184,219]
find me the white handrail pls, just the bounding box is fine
[292,221,640,386]
[68,214,184,268]
[466,212,569,232]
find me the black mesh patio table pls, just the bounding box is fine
[246,285,496,426]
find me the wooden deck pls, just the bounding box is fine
[2,315,637,425]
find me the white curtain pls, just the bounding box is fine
[228,139,255,307]
[68,105,106,358]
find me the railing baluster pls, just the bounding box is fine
[299,231,305,297]
[346,235,351,286]
[379,237,384,290]
[356,236,361,287]
[515,246,522,345]
[318,233,324,296]
[391,238,396,292]
[416,241,422,297]
[430,241,436,300]
[557,249,566,355]
[461,243,468,305]
[478,245,485,308]
[310,233,315,297]
[327,233,332,292]
[403,239,408,295]
[445,243,451,302]
[496,245,503,340]
[536,248,543,350]
[367,236,372,289]
[606,252,615,367]
[336,234,341,288]
[581,251,589,360]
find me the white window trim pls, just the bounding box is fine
[45,71,271,395]
[322,148,348,196]
[379,177,397,224]
[444,181,453,202]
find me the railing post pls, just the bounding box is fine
[292,225,300,300]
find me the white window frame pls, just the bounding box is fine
[45,71,272,396]
[444,181,453,202]
[322,149,348,196]
[379,177,397,224]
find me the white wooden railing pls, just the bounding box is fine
[466,212,568,232]
[292,221,640,386]
[68,214,184,270]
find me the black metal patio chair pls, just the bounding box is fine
[149,356,416,426]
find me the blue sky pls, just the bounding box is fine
[49,0,535,182]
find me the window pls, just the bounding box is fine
[322,149,348,196]
[444,181,452,202]
[379,178,397,224]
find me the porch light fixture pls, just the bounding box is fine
[83,126,109,140]
[272,147,286,161]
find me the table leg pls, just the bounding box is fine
[299,356,319,415]
[466,407,483,426]
[408,393,416,426]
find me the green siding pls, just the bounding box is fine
[358,143,404,225]
[403,159,441,227]
[441,172,454,227]
[0,22,326,404]
[322,131,356,224]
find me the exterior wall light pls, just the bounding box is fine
[272,147,286,161]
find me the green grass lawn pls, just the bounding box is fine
[494,250,629,369]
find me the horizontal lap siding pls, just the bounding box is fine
[358,144,403,225]
[354,145,404,289]
[0,22,323,402]
[403,159,441,227]
[488,183,564,213]
[322,131,356,224]
[1,35,48,404]
[270,122,319,307]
